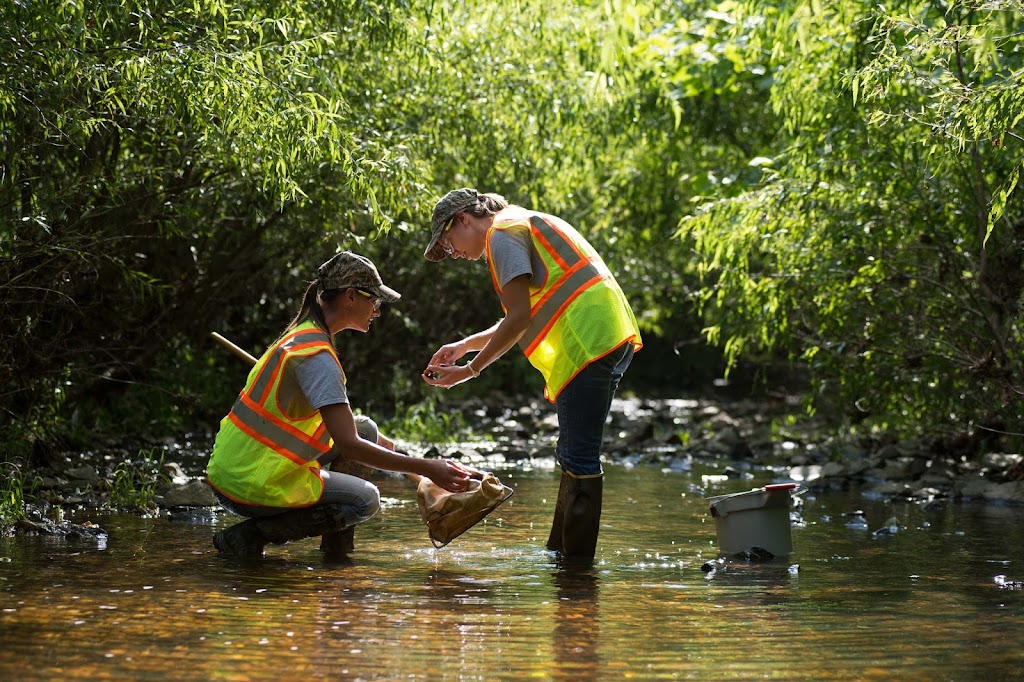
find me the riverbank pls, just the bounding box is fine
[6,392,1023,535]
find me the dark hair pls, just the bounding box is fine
[286,280,345,338]
[465,192,509,218]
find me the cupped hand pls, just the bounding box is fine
[421,362,474,388]
[427,459,474,493]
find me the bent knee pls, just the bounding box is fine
[352,482,381,524]
[354,415,379,443]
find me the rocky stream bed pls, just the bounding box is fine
[9,393,1023,539]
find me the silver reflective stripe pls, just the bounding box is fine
[248,329,329,400]
[520,261,606,352]
[232,395,322,462]
[248,346,287,401]
[530,216,582,267]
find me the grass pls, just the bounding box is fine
[381,397,472,444]
[108,448,167,511]
[0,463,36,533]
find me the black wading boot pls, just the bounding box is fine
[320,526,356,562]
[212,519,267,559]
[561,474,603,560]
[320,461,368,559]
[213,505,348,559]
[546,471,571,552]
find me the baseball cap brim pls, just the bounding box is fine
[423,229,449,262]
[364,283,401,303]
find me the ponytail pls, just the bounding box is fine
[286,280,344,345]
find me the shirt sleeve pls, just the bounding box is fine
[293,352,349,410]
[489,226,534,290]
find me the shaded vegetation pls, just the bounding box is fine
[1,0,1021,480]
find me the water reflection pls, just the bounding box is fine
[551,565,600,680]
[1,464,1023,679]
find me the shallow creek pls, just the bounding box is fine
[2,460,1023,680]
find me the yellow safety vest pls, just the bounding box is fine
[207,321,341,507]
[485,206,642,401]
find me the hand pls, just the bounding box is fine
[426,459,474,493]
[428,341,466,368]
[421,362,475,388]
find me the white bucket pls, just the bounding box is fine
[706,483,799,556]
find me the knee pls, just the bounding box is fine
[351,482,381,525]
[354,415,379,444]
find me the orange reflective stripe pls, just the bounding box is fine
[226,411,306,466]
[522,264,609,354]
[314,422,331,447]
[231,393,328,463]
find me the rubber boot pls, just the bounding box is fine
[319,415,376,557]
[213,518,267,559]
[213,505,347,559]
[320,526,355,561]
[255,504,347,546]
[545,472,571,552]
[561,475,603,559]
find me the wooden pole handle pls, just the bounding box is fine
[210,332,258,366]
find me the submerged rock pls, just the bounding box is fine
[871,517,901,537]
[14,518,107,539]
[734,546,775,562]
[700,557,726,574]
[844,511,869,530]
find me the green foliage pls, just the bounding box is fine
[675,0,1024,447]
[379,396,471,445]
[0,463,36,532]
[7,0,1020,461]
[0,0,424,453]
[108,448,167,511]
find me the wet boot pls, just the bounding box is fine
[255,504,348,546]
[546,471,571,552]
[320,416,377,558]
[213,505,347,559]
[320,525,355,561]
[561,474,603,559]
[213,519,267,559]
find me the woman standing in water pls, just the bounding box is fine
[420,189,642,559]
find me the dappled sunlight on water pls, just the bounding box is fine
[2,465,1023,679]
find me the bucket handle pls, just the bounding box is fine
[765,482,808,497]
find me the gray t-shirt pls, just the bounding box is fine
[489,225,547,290]
[292,351,348,410]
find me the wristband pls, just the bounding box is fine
[467,362,481,378]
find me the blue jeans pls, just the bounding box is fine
[554,343,634,476]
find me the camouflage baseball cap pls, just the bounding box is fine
[317,251,401,302]
[423,187,479,262]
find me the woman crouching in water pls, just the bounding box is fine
[207,251,471,559]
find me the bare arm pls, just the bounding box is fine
[318,403,471,492]
[422,274,532,388]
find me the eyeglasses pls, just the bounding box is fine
[354,288,382,311]
[438,214,457,255]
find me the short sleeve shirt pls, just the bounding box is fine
[292,352,348,410]
[489,224,548,290]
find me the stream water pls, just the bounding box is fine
[2,460,1023,680]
